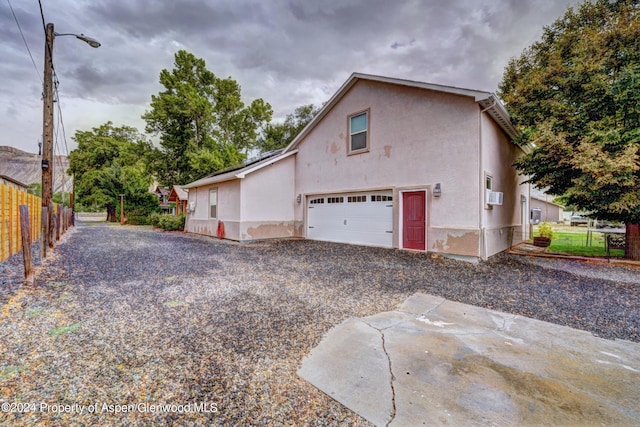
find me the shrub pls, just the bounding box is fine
[148,212,163,227]
[157,214,185,231]
[537,222,554,240]
[127,214,152,225]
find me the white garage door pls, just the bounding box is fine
[307,192,393,248]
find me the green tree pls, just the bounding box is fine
[499,0,640,259]
[143,50,273,185]
[69,122,158,222]
[259,104,318,153]
[26,183,41,197]
[52,191,70,208]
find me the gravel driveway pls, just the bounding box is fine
[0,223,638,425]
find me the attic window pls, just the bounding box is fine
[348,110,369,154]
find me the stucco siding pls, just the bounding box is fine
[240,156,295,222]
[239,156,297,240]
[186,157,297,242]
[185,180,241,240]
[294,80,481,234]
[480,111,529,257]
[530,198,563,222]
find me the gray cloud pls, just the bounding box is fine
[1,0,578,153]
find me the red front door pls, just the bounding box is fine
[403,191,426,250]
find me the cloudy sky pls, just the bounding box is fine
[1,0,580,155]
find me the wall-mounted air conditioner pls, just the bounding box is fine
[486,190,503,206]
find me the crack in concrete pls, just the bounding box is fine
[421,298,446,315]
[362,320,396,426]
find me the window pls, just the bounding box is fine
[484,173,493,209]
[310,198,325,204]
[327,197,344,204]
[209,189,217,218]
[348,195,366,203]
[371,195,393,202]
[349,111,369,153]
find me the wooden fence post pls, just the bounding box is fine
[56,205,61,241]
[41,206,48,259]
[19,205,32,280]
[51,214,57,248]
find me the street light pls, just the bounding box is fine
[41,23,100,259]
[54,32,101,48]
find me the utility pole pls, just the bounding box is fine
[41,23,54,258]
[39,24,100,258]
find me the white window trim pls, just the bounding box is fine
[209,188,218,219]
[484,172,493,210]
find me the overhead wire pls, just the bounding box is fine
[6,0,42,83]
[53,74,71,198]
[7,0,44,168]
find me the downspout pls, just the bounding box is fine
[479,98,497,261]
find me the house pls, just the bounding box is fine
[168,185,188,216]
[183,150,298,240]
[0,175,28,191]
[529,187,563,223]
[184,73,531,260]
[152,186,171,213]
[530,197,564,223]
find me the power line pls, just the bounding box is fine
[52,72,71,158]
[37,0,46,35]
[37,0,57,79]
[6,0,42,83]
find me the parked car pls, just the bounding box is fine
[593,219,624,229]
[570,214,589,226]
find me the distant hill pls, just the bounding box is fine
[0,146,72,193]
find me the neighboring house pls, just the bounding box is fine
[0,175,28,191]
[153,186,171,213]
[530,196,564,223]
[168,185,188,216]
[184,73,532,260]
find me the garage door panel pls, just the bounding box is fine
[307,192,393,248]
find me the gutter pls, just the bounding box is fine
[479,98,497,261]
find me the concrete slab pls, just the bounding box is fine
[298,293,640,427]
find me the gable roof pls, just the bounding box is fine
[0,174,28,189]
[284,72,521,153]
[182,149,298,189]
[531,196,564,209]
[168,185,188,202]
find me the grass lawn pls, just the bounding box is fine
[533,226,625,258]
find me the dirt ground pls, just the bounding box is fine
[0,223,637,425]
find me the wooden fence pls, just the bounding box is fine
[0,183,43,263]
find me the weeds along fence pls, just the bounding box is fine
[0,183,70,264]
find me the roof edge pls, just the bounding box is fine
[183,149,298,189]
[284,73,521,153]
[0,174,28,188]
